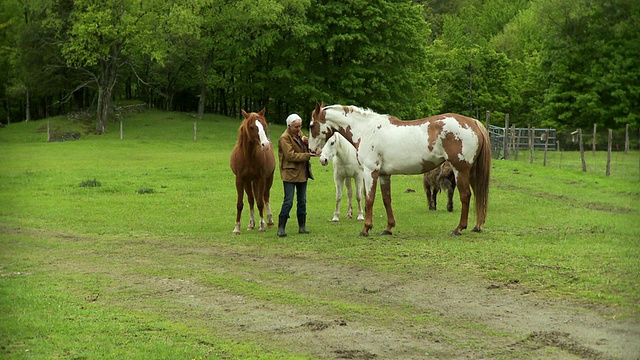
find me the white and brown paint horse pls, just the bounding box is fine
[309,103,491,236]
[319,132,365,222]
[230,109,275,234]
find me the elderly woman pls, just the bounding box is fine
[277,113,316,237]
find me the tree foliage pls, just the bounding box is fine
[0,0,637,131]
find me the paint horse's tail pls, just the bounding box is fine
[472,123,491,232]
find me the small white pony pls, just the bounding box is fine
[319,132,365,222]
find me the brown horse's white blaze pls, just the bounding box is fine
[310,103,491,236]
[230,109,276,235]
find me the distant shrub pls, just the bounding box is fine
[136,187,155,194]
[79,179,101,187]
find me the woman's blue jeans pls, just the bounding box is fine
[279,181,307,218]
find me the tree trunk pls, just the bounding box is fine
[96,43,121,134]
[198,50,215,119]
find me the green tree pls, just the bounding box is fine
[51,0,203,133]
[536,0,640,129]
[304,0,437,119]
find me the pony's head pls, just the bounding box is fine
[309,102,333,153]
[319,132,340,166]
[240,108,270,151]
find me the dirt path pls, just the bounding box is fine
[9,226,637,359]
[91,245,639,360]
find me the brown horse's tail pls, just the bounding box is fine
[473,124,491,231]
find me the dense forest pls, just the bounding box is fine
[0,0,638,134]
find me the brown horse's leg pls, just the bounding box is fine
[234,177,244,235]
[264,173,275,228]
[361,170,379,236]
[244,182,255,230]
[452,172,471,236]
[379,175,395,235]
[255,180,266,232]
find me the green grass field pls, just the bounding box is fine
[1,110,639,359]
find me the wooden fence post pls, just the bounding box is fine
[511,125,517,160]
[120,120,123,140]
[606,129,612,176]
[625,124,629,153]
[485,111,490,128]
[194,121,197,142]
[542,128,550,167]
[528,124,534,164]
[503,113,510,160]
[592,123,597,155]
[47,121,50,142]
[579,129,587,172]
[514,127,519,161]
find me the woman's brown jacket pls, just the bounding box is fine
[278,130,314,183]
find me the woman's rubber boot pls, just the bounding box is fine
[298,214,310,234]
[277,216,288,237]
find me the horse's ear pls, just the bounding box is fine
[241,109,248,119]
[315,102,322,114]
[258,108,266,117]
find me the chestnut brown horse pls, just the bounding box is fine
[230,109,275,234]
[309,103,491,236]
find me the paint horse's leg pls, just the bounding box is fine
[344,176,354,219]
[452,170,472,236]
[331,171,344,222]
[233,176,244,235]
[379,175,396,235]
[361,169,378,236]
[244,181,256,231]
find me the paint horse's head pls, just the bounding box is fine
[309,102,333,154]
[240,108,270,151]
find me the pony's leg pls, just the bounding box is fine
[446,186,454,212]
[233,177,244,235]
[379,175,396,235]
[354,174,364,221]
[423,176,435,211]
[432,187,439,211]
[345,177,354,219]
[452,172,471,236]
[244,182,256,230]
[332,173,343,222]
[361,169,378,236]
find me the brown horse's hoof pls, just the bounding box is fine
[471,227,482,233]
[380,230,393,236]
[359,231,369,237]
[450,229,462,236]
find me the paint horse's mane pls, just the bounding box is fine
[324,104,388,120]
